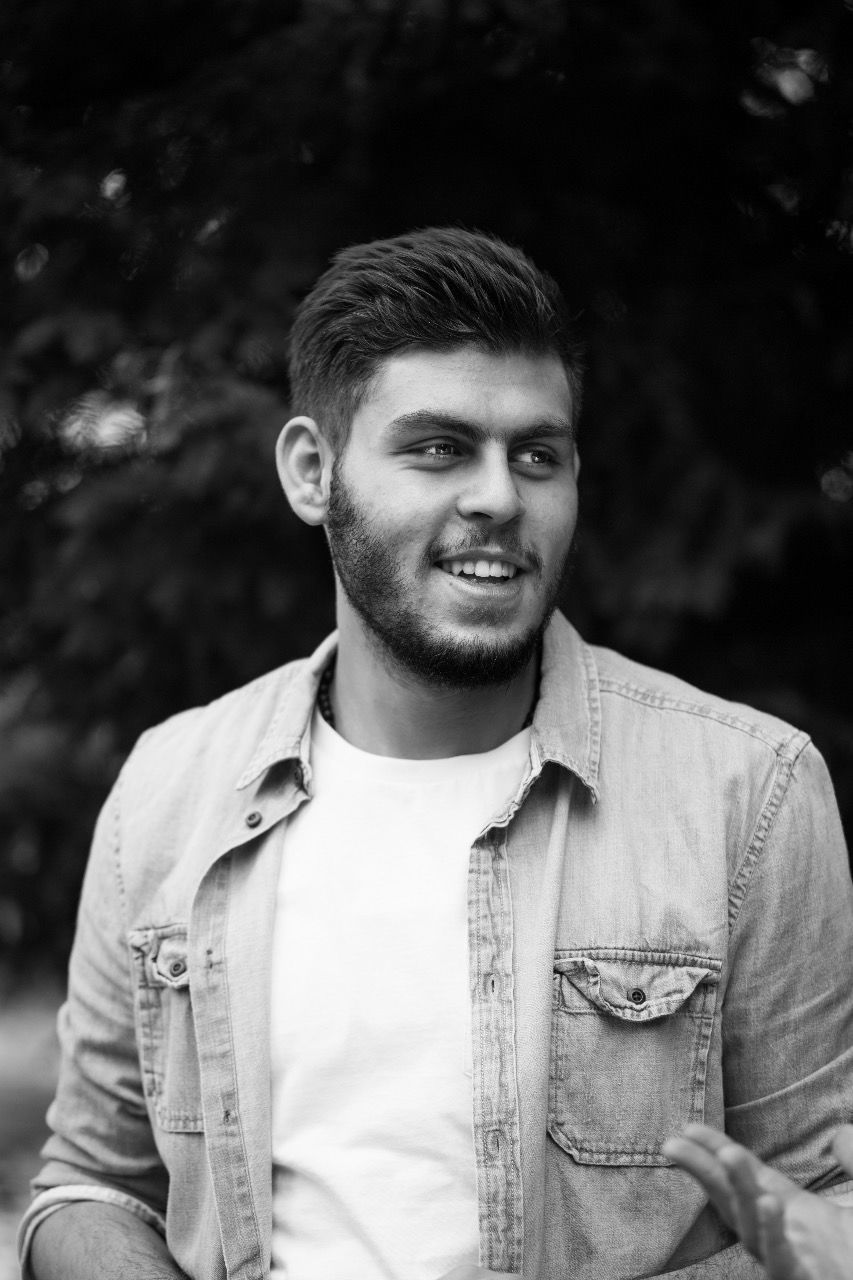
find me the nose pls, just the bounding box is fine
[455,450,524,525]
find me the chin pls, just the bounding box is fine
[383,617,547,689]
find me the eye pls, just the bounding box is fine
[417,440,463,459]
[514,446,558,469]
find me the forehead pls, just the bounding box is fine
[356,346,572,432]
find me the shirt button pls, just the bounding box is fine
[628,987,647,1005]
[169,959,187,979]
[485,1128,502,1157]
[245,810,262,828]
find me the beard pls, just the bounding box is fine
[325,457,571,688]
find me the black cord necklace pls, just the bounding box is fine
[316,658,337,728]
[316,657,537,732]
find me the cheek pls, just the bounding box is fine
[535,494,578,547]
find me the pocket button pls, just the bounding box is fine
[628,987,647,1005]
[169,959,187,979]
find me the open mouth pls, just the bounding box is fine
[437,556,521,583]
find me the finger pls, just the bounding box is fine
[757,1193,810,1280]
[719,1142,768,1256]
[678,1125,796,1197]
[831,1124,853,1179]
[662,1135,738,1231]
[675,1123,733,1155]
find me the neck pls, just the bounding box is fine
[329,613,538,759]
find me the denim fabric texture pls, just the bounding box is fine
[18,613,853,1279]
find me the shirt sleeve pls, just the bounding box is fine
[17,768,170,1274]
[722,739,853,1187]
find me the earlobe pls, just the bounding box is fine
[275,416,332,527]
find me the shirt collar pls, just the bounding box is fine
[235,611,601,801]
[235,630,338,790]
[530,611,601,802]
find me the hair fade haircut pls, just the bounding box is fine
[287,226,584,448]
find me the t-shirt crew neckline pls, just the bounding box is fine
[309,702,533,785]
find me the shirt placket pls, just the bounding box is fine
[191,855,264,1279]
[469,828,524,1275]
[189,776,305,1280]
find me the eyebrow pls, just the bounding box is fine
[387,409,574,444]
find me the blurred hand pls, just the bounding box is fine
[662,1122,853,1280]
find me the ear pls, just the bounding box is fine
[275,416,333,526]
[572,445,581,481]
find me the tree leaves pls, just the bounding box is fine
[1,0,851,973]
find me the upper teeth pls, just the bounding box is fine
[440,558,517,579]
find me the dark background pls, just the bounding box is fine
[2,0,852,982]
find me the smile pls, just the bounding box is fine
[438,557,519,580]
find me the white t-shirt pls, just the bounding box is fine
[269,708,531,1280]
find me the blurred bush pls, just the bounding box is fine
[1,0,851,974]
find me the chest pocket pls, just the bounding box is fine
[129,924,204,1133]
[549,948,721,1166]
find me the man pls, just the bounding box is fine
[19,228,853,1279]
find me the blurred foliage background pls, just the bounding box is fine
[1,0,852,979]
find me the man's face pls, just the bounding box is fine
[325,346,579,687]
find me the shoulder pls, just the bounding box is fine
[122,654,311,792]
[590,643,809,763]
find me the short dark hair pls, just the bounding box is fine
[287,226,584,448]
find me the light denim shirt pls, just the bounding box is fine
[19,613,853,1279]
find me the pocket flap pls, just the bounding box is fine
[555,951,720,1021]
[129,925,190,989]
